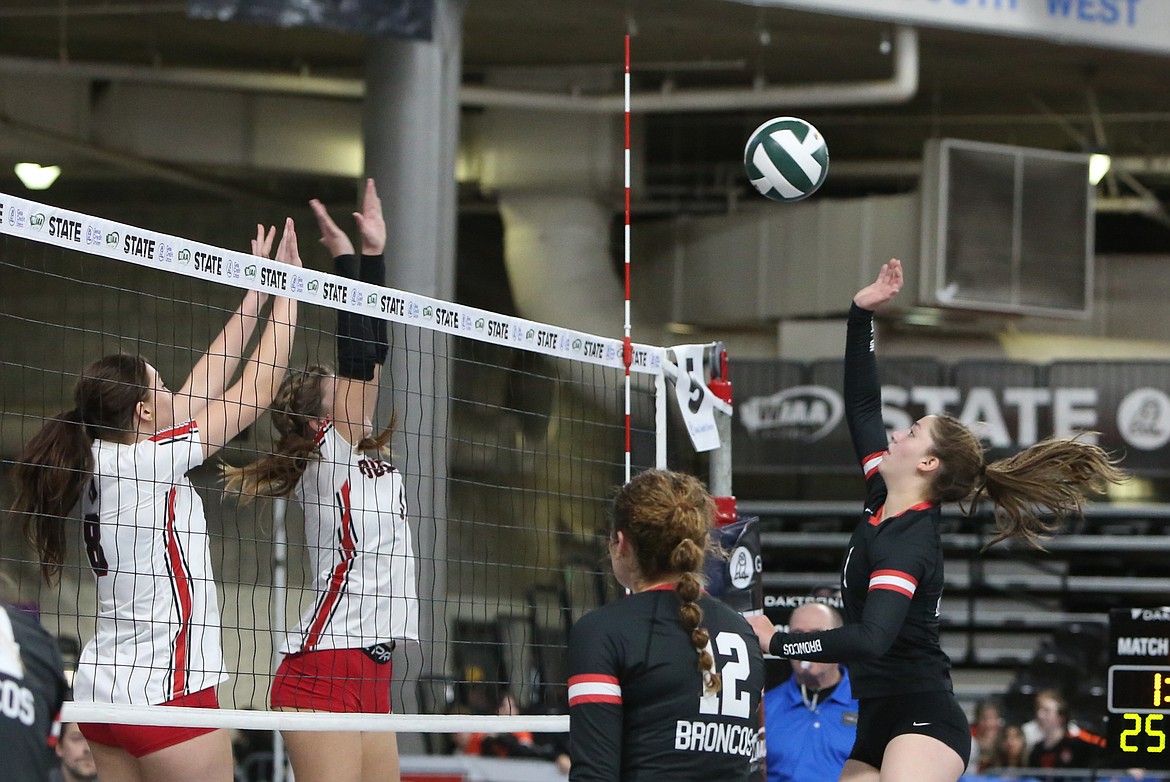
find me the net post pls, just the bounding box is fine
[708,345,736,523]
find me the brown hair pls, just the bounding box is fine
[986,723,1028,769]
[11,354,150,584]
[612,469,721,694]
[223,366,394,499]
[927,414,1126,549]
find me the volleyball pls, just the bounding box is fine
[744,116,829,202]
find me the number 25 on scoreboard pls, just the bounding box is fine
[1119,713,1166,754]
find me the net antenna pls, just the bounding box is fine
[624,32,635,482]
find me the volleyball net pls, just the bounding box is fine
[0,191,732,734]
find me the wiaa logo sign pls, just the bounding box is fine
[739,385,843,442]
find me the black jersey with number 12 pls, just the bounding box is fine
[567,587,764,781]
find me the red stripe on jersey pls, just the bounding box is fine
[164,487,194,697]
[303,479,357,650]
[569,693,623,705]
[313,420,333,448]
[861,450,885,479]
[868,569,918,598]
[640,583,710,595]
[567,674,622,707]
[868,500,934,525]
[150,421,197,442]
[568,674,620,686]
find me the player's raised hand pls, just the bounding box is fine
[353,178,385,256]
[273,218,302,269]
[853,258,903,311]
[310,198,355,259]
[251,224,276,258]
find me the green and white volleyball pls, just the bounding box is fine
[744,117,829,202]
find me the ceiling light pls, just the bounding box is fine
[1088,153,1111,186]
[14,162,61,190]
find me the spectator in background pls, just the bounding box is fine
[985,723,1029,771]
[480,694,571,774]
[1027,690,1103,778]
[762,603,857,782]
[455,693,571,775]
[968,697,1005,774]
[51,723,99,782]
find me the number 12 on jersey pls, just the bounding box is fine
[698,631,752,719]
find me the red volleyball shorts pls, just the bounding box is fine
[78,687,219,758]
[270,647,393,713]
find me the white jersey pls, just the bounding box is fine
[75,421,226,705]
[283,423,419,654]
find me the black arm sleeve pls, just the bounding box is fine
[767,587,910,663]
[361,253,389,363]
[567,616,623,782]
[845,303,889,485]
[334,254,386,380]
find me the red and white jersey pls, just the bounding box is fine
[75,421,226,705]
[283,423,419,654]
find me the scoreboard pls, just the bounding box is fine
[1108,608,1170,769]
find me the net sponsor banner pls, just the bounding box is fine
[734,357,1170,476]
[188,0,434,41]
[750,0,1167,56]
[0,191,663,375]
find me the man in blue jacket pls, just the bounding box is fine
[764,602,858,782]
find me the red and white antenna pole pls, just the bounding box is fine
[623,34,633,484]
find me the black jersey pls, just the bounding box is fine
[567,587,765,782]
[1,604,67,782]
[767,303,952,699]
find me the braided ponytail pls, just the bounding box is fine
[673,539,721,694]
[613,469,722,694]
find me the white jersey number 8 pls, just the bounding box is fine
[697,631,752,719]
